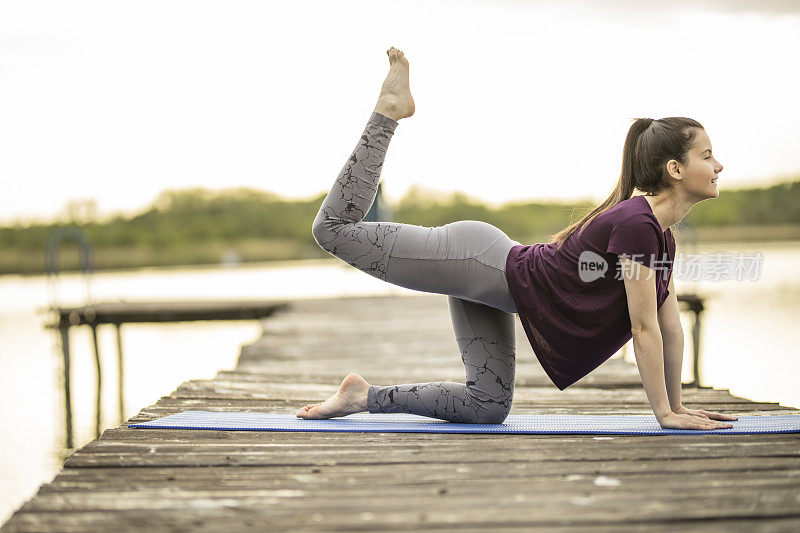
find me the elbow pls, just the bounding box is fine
[630,319,661,338]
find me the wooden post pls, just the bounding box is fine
[678,294,706,389]
[115,323,125,424]
[90,323,102,439]
[59,325,73,450]
[691,309,703,388]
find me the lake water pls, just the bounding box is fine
[1,242,799,523]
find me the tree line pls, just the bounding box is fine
[1,179,799,274]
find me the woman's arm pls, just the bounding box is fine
[657,275,684,411]
[619,257,733,430]
[657,274,739,424]
[619,256,671,419]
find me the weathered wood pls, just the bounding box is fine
[4,294,799,533]
[47,300,289,327]
[46,299,291,448]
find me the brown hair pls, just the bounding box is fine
[550,117,704,249]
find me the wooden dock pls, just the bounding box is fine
[3,294,799,532]
[45,299,289,448]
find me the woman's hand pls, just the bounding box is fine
[674,405,739,422]
[657,411,735,430]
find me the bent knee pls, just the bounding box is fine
[475,407,511,425]
[469,397,511,424]
[466,388,512,424]
[311,220,327,248]
[311,213,342,250]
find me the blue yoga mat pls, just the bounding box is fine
[128,410,800,435]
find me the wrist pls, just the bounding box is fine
[654,408,673,421]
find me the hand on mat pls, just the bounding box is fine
[674,405,739,422]
[657,411,734,430]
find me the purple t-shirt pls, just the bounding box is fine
[505,194,676,390]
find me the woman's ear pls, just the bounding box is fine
[666,159,683,181]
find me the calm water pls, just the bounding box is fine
[1,242,799,523]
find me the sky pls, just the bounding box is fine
[1,0,799,225]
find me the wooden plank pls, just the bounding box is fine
[48,300,289,326]
[6,509,800,533]
[6,491,800,530]
[34,456,800,482]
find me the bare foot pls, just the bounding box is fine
[295,373,371,419]
[374,46,415,121]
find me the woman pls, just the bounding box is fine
[297,46,737,431]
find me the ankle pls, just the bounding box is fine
[374,96,401,121]
[358,387,370,411]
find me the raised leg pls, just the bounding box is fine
[311,110,402,281]
[311,110,519,313]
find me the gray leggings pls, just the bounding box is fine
[312,111,521,424]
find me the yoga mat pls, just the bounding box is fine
[128,410,800,435]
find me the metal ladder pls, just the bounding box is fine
[44,226,97,449]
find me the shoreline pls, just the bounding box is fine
[2,232,798,278]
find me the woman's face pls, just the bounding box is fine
[676,128,723,200]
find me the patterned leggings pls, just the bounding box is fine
[312,111,521,424]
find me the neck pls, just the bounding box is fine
[641,191,695,233]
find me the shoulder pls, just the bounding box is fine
[596,197,650,225]
[610,212,662,235]
[606,213,663,259]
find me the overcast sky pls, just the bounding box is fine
[1,0,798,224]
